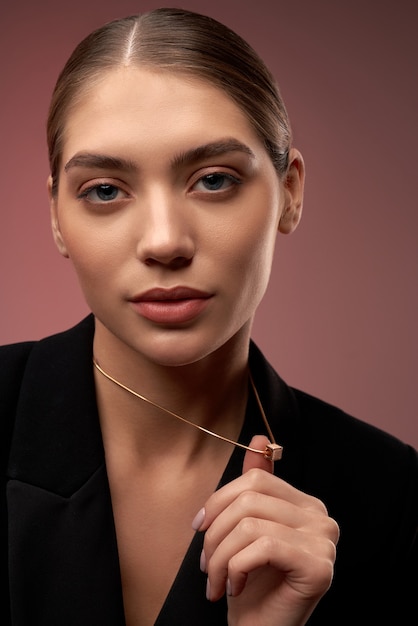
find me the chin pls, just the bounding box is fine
[137,331,227,369]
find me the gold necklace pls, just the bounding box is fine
[93,359,283,462]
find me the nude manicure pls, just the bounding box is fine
[192,507,205,530]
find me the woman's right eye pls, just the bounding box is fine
[78,183,127,203]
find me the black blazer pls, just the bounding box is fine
[2,316,418,625]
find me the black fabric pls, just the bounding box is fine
[2,315,418,625]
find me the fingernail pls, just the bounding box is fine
[226,578,232,596]
[200,549,206,572]
[192,507,205,530]
[206,577,211,601]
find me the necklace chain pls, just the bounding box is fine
[92,359,283,462]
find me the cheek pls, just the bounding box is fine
[239,197,281,296]
[59,208,127,267]
[218,193,280,278]
[59,222,123,291]
[62,235,125,318]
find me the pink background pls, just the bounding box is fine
[1,0,417,448]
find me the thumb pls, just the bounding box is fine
[242,434,274,475]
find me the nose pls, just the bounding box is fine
[136,191,195,269]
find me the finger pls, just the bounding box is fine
[193,470,327,532]
[202,491,318,560]
[242,434,274,474]
[203,498,338,597]
[206,517,327,600]
[226,534,335,599]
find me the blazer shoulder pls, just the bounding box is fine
[0,340,35,410]
[289,385,418,514]
[0,341,36,473]
[292,385,417,455]
[0,316,95,466]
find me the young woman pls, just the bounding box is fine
[2,8,417,626]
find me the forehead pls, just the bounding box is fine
[61,66,267,163]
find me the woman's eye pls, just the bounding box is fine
[78,184,126,203]
[193,173,241,193]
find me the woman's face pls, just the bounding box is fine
[50,67,303,367]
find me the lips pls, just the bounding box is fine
[129,286,212,324]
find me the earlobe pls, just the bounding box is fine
[278,148,305,235]
[47,176,69,258]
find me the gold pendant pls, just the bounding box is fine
[264,443,283,461]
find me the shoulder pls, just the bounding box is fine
[0,341,35,416]
[0,342,36,454]
[291,385,417,472]
[284,390,418,622]
[287,386,418,558]
[0,340,35,372]
[0,314,94,371]
[249,341,418,537]
[282,382,418,500]
[250,339,416,466]
[0,315,95,419]
[1,316,95,471]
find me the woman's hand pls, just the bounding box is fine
[192,435,339,626]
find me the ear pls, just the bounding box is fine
[278,148,305,234]
[47,176,69,258]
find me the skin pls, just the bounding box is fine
[48,66,338,625]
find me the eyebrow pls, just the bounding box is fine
[64,153,138,173]
[171,139,256,168]
[63,139,256,174]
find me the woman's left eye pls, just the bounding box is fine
[78,184,126,203]
[192,172,241,193]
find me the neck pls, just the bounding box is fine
[92,326,251,464]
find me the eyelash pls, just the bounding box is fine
[77,183,128,203]
[76,171,243,205]
[191,172,242,194]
